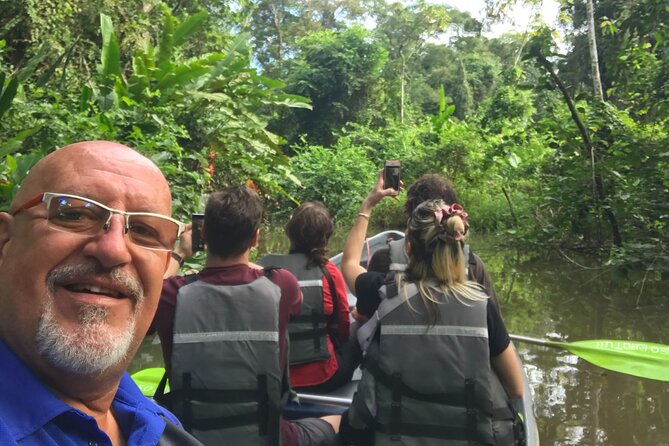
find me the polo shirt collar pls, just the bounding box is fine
[0,339,175,444]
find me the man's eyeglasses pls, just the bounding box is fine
[10,192,185,252]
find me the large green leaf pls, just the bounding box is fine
[0,76,18,119]
[157,5,175,67]
[99,14,121,78]
[156,63,210,92]
[173,11,208,47]
[0,127,41,158]
[510,335,669,381]
[16,44,51,83]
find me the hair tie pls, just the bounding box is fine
[433,203,469,238]
[436,232,465,243]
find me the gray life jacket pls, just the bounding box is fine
[348,277,519,445]
[161,272,283,446]
[388,238,471,277]
[258,253,333,365]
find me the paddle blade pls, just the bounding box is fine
[131,367,168,396]
[559,340,669,382]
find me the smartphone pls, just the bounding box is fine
[383,160,401,192]
[191,213,205,253]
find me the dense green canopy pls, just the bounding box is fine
[1,0,667,283]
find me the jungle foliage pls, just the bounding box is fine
[0,0,667,278]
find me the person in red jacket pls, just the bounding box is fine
[259,201,360,393]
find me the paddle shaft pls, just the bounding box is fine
[297,393,353,407]
[510,334,563,348]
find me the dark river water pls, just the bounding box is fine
[131,230,669,445]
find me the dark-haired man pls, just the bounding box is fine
[0,141,200,445]
[366,173,499,310]
[153,186,339,446]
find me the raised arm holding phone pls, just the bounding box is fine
[338,169,524,446]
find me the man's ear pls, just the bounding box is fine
[250,228,260,248]
[0,213,14,264]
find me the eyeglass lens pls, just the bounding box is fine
[46,195,177,250]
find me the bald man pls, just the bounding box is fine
[0,142,201,445]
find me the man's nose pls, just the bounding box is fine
[82,215,132,268]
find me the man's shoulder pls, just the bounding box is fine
[468,250,488,271]
[368,245,391,273]
[263,267,302,312]
[264,266,298,285]
[117,373,182,426]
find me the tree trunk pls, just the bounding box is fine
[400,55,405,123]
[585,0,604,100]
[533,52,623,247]
[270,4,284,66]
[502,186,518,227]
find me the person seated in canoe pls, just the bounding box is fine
[338,173,525,445]
[367,173,500,310]
[152,186,339,446]
[258,201,361,394]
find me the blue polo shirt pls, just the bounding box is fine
[0,339,181,445]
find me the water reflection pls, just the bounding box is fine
[131,229,669,445]
[474,237,669,446]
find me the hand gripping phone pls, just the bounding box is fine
[191,213,205,252]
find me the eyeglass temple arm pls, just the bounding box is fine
[9,193,46,216]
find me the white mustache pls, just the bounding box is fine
[45,262,144,303]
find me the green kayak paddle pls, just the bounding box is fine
[131,335,669,395]
[131,367,168,397]
[510,334,669,382]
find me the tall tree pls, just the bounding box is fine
[585,0,604,99]
[276,25,387,146]
[372,0,450,122]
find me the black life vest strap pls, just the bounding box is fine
[320,264,343,347]
[184,273,198,285]
[372,419,494,444]
[349,386,490,444]
[492,406,515,421]
[164,372,277,443]
[290,309,329,353]
[350,385,487,443]
[383,271,398,299]
[390,372,402,439]
[158,388,260,404]
[190,412,259,431]
[464,378,478,443]
[291,313,330,324]
[154,370,171,408]
[289,325,328,340]
[182,373,193,433]
[257,374,281,446]
[157,416,203,446]
[364,358,490,410]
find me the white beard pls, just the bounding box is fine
[35,263,143,375]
